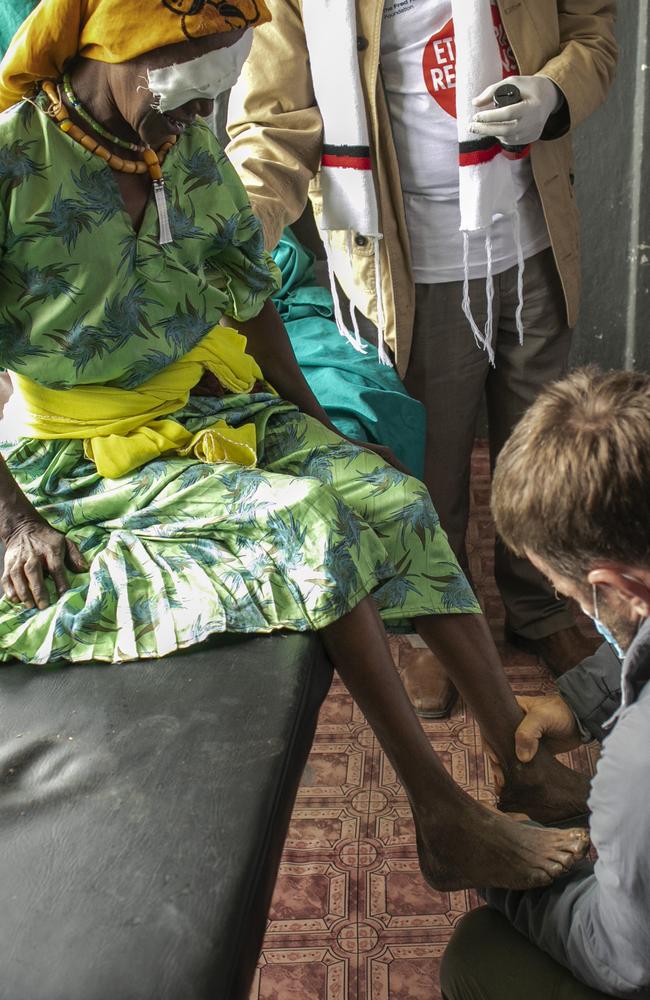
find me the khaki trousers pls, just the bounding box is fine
[440,907,612,1000]
[404,249,574,639]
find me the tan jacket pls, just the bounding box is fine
[227,1,618,376]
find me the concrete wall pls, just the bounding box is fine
[570,0,650,371]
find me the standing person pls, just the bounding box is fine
[441,367,650,999]
[226,1,618,704]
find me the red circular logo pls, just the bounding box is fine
[423,18,457,118]
[422,7,518,120]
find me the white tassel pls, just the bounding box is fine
[323,232,367,354]
[373,236,392,366]
[484,231,496,366]
[346,232,367,353]
[511,208,525,345]
[462,230,487,352]
[350,301,364,349]
[154,180,173,246]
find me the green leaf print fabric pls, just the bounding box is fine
[0,96,279,389]
[0,96,479,664]
[0,396,479,664]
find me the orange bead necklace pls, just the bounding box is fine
[42,80,176,244]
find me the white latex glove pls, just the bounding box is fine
[470,74,564,146]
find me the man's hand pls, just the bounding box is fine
[470,75,564,146]
[513,694,583,762]
[2,518,87,610]
[484,694,583,792]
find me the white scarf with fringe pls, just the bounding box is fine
[302,0,390,365]
[302,0,528,365]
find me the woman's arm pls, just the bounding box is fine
[226,299,340,431]
[225,300,408,471]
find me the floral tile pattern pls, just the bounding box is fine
[250,442,599,1000]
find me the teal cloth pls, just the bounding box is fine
[272,228,426,479]
[0,0,38,58]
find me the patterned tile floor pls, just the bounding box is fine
[249,442,599,1000]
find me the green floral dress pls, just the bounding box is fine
[0,97,479,664]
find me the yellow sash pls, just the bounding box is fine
[6,327,264,479]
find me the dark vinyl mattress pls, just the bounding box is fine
[0,631,332,1000]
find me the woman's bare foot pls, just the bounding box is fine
[415,793,589,891]
[498,745,591,826]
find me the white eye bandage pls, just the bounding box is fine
[147,31,253,112]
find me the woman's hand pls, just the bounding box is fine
[227,303,413,477]
[2,518,87,610]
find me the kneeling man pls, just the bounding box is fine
[442,367,650,999]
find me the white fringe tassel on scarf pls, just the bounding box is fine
[454,0,526,361]
[303,0,391,365]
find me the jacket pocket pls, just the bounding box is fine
[330,228,376,259]
[309,177,376,259]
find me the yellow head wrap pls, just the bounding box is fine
[0,0,270,112]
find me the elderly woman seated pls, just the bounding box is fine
[0,0,589,891]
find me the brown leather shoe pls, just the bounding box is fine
[398,646,458,719]
[506,624,601,677]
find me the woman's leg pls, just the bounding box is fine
[261,411,589,823]
[415,614,591,824]
[320,596,589,891]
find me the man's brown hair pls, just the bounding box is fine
[491,367,650,580]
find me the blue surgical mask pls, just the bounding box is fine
[589,584,625,660]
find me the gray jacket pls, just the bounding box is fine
[487,619,650,998]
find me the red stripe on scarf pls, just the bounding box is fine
[459,143,531,167]
[322,153,372,170]
[459,142,501,166]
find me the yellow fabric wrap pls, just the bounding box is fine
[7,326,265,479]
[0,0,271,111]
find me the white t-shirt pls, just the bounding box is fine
[381,0,550,284]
